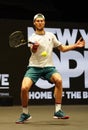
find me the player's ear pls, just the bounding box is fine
[33,21,35,25]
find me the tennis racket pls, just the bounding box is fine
[9,31,34,48]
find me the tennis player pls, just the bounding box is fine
[16,13,85,123]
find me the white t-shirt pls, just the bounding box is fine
[28,31,62,67]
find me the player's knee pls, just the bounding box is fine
[55,78,62,85]
[21,86,29,92]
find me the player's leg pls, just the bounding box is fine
[16,67,42,123]
[50,73,69,119]
[16,77,33,124]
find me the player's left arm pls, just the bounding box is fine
[58,37,85,52]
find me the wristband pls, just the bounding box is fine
[32,45,38,50]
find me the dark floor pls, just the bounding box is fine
[0,105,88,130]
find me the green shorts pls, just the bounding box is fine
[24,66,58,83]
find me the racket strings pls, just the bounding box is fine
[9,31,26,48]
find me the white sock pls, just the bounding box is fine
[55,104,61,112]
[23,107,29,114]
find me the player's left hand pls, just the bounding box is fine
[76,37,85,48]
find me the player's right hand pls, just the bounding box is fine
[32,42,39,52]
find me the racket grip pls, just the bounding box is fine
[29,41,35,44]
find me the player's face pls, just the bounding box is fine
[34,18,45,31]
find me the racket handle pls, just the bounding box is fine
[29,41,35,44]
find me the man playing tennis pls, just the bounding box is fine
[16,13,85,124]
